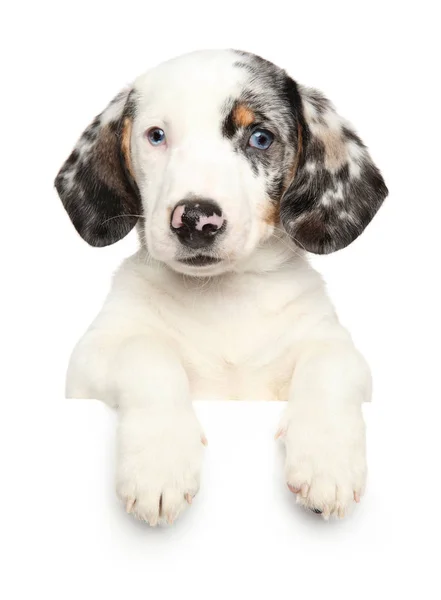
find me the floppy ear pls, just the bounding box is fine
[54,88,140,247]
[280,82,388,254]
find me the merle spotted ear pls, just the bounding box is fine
[281,82,388,254]
[54,88,140,247]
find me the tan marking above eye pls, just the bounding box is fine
[233,103,255,128]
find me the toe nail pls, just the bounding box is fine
[300,483,309,498]
[354,491,361,503]
[125,498,135,513]
[275,428,286,440]
[287,484,300,494]
[201,435,208,446]
[185,493,193,504]
[338,507,345,519]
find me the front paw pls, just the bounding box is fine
[276,405,367,519]
[116,407,206,526]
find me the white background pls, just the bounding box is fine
[2,0,441,597]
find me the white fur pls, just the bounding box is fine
[117,406,204,524]
[130,50,273,275]
[65,50,372,524]
[68,237,369,522]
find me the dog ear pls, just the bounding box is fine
[54,88,140,247]
[280,82,388,254]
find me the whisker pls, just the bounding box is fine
[269,229,305,258]
[100,214,146,226]
[286,234,307,252]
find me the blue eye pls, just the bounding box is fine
[147,127,166,146]
[248,129,274,150]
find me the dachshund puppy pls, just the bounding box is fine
[55,50,387,524]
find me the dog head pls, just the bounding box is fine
[55,50,388,275]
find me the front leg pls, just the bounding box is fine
[69,333,206,525]
[277,326,370,519]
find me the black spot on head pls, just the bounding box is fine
[222,62,306,201]
[222,99,238,139]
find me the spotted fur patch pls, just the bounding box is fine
[280,85,388,254]
[55,89,140,247]
[233,103,255,128]
[231,52,388,254]
[55,51,387,254]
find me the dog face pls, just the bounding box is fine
[55,50,387,275]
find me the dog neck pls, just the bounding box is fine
[135,229,306,290]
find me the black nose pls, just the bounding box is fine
[170,199,226,249]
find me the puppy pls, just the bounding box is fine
[55,49,387,524]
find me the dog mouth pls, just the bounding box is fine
[178,255,222,267]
